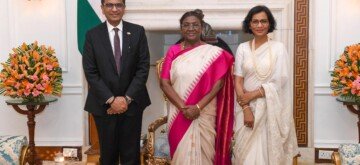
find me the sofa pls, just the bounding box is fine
[332,143,360,165]
[0,135,28,165]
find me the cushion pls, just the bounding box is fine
[339,143,360,165]
[154,133,170,159]
[0,135,28,165]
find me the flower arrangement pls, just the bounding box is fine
[0,41,63,102]
[331,43,360,102]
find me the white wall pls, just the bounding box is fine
[312,0,360,148]
[0,0,83,146]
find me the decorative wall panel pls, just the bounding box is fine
[294,0,309,147]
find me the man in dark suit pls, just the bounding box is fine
[82,0,151,164]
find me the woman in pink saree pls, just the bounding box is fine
[160,11,234,165]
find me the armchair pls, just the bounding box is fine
[144,116,170,165]
[143,58,171,164]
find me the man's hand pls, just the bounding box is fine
[107,96,128,115]
[107,107,121,115]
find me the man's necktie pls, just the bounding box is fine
[113,28,121,74]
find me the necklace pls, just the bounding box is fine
[251,38,275,80]
[181,42,186,50]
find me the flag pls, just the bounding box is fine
[77,0,105,54]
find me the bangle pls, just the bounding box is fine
[258,88,264,97]
[242,105,250,110]
[196,104,202,111]
[109,97,115,105]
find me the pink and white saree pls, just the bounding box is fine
[161,44,234,165]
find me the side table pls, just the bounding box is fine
[336,97,360,143]
[6,97,57,165]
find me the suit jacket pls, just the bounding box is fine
[82,21,151,116]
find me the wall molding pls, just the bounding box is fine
[315,140,357,148]
[328,0,337,72]
[59,0,68,72]
[314,84,332,95]
[123,2,290,30]
[62,84,83,95]
[8,0,15,49]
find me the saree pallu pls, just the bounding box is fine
[233,85,298,165]
[166,44,234,165]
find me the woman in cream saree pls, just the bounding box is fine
[233,6,298,165]
[160,11,234,165]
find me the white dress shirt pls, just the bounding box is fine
[106,21,123,56]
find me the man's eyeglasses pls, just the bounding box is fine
[103,3,125,10]
[181,23,201,30]
[250,19,269,26]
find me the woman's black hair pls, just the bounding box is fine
[242,5,276,34]
[179,10,204,28]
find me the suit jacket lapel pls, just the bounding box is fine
[121,22,131,74]
[100,22,118,74]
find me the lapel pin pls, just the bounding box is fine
[127,32,131,35]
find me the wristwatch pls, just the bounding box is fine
[125,96,133,105]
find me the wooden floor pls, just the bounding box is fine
[86,154,99,165]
